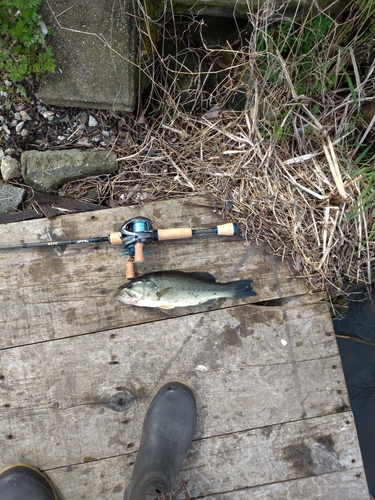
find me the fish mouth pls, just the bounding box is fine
[114,290,139,305]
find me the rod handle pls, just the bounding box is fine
[125,260,135,279]
[217,223,237,236]
[109,232,123,245]
[156,228,193,240]
[134,242,145,262]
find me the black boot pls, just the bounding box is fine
[124,381,196,500]
[0,463,57,500]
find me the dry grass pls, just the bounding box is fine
[65,0,375,296]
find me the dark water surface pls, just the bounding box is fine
[333,290,375,497]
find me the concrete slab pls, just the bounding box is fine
[38,0,136,111]
[21,149,118,192]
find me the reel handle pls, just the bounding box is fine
[125,243,143,279]
[125,260,135,279]
[134,242,145,263]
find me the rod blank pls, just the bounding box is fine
[0,237,109,251]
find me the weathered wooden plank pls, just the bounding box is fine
[0,198,311,347]
[0,302,352,468]
[0,196,368,499]
[0,209,43,224]
[33,191,108,212]
[197,469,368,499]
[38,412,367,500]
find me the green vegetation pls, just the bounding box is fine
[0,0,55,96]
[256,14,335,95]
[349,147,375,246]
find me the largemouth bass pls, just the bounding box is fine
[115,270,256,309]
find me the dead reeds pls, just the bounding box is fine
[66,0,375,295]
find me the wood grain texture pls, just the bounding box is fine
[0,197,369,499]
[0,197,310,347]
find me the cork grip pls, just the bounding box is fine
[125,260,135,279]
[217,223,236,236]
[157,228,193,240]
[109,232,123,245]
[134,242,144,262]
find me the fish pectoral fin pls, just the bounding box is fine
[157,287,172,299]
[202,299,218,307]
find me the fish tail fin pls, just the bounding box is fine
[231,280,256,298]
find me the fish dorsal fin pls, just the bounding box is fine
[190,271,216,282]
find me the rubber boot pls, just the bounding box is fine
[124,381,196,500]
[0,463,57,500]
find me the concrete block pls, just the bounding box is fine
[21,149,118,192]
[38,0,136,111]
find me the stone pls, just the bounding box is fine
[21,149,118,193]
[0,182,25,215]
[42,111,54,121]
[88,115,98,127]
[1,155,22,181]
[20,110,32,121]
[15,122,25,132]
[39,0,136,111]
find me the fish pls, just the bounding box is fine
[115,270,256,309]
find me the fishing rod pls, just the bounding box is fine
[0,217,238,278]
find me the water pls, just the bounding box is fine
[333,289,375,498]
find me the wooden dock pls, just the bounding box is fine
[0,197,369,499]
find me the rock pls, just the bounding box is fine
[0,182,25,214]
[20,110,32,121]
[15,122,25,132]
[88,115,98,127]
[1,155,22,181]
[21,149,118,193]
[42,111,55,121]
